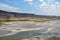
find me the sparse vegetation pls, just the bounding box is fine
[0,17,57,22]
[0,34,33,40]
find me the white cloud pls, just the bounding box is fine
[39,1,60,16]
[28,1,34,5]
[39,0,44,2]
[25,0,60,16]
[48,0,55,2]
[24,0,33,5]
[0,3,20,12]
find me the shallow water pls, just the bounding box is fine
[0,20,60,37]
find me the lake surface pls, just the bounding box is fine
[0,20,60,37]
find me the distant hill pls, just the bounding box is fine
[0,10,35,18]
[0,10,60,22]
[0,10,60,18]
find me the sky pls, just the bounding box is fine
[0,0,60,16]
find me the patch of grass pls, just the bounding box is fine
[0,17,58,22]
[0,34,33,40]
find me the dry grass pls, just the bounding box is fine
[0,17,58,22]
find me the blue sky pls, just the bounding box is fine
[0,0,60,16]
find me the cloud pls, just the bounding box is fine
[25,0,60,16]
[39,1,60,16]
[0,3,20,12]
[24,0,34,5]
[39,0,44,2]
